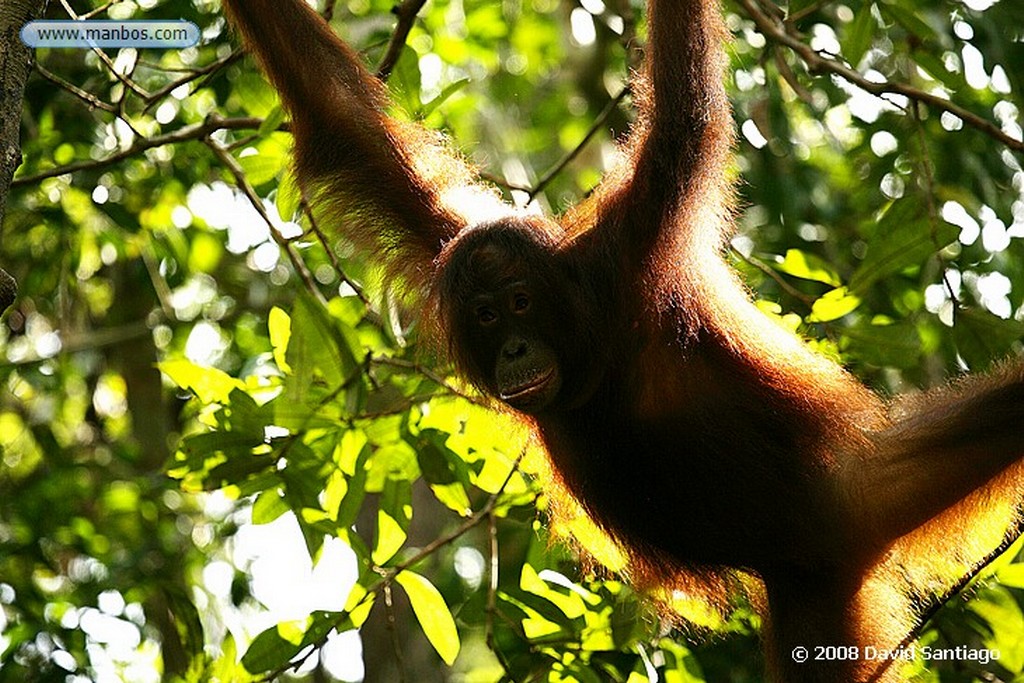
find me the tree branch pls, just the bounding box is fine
[12,116,267,187]
[375,0,428,81]
[739,0,1024,154]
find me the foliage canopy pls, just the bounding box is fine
[2,0,1024,681]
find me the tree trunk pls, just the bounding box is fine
[0,0,46,312]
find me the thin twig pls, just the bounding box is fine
[262,447,532,682]
[609,0,641,72]
[911,103,960,306]
[205,136,326,305]
[0,321,152,368]
[529,87,630,202]
[58,0,150,99]
[142,50,244,112]
[731,247,816,307]
[384,447,529,579]
[382,584,408,683]
[772,49,814,106]
[80,0,123,20]
[865,525,1024,683]
[479,172,532,194]
[225,133,262,152]
[301,197,371,307]
[322,0,338,22]
[35,64,117,113]
[370,355,488,406]
[785,0,829,25]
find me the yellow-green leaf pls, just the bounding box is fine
[566,514,627,573]
[429,482,472,517]
[344,584,377,628]
[808,287,861,323]
[474,453,527,495]
[268,307,292,373]
[997,563,1024,589]
[276,169,301,222]
[234,72,278,118]
[252,488,289,525]
[777,249,841,286]
[371,511,406,565]
[158,358,242,403]
[238,149,285,187]
[394,570,460,665]
[259,104,287,138]
[187,231,223,273]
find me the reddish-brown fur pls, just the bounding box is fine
[222,1,1024,680]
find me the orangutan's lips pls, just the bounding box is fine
[501,368,555,405]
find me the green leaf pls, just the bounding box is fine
[954,308,1024,370]
[282,295,360,409]
[207,452,275,488]
[394,571,461,665]
[240,622,305,674]
[172,429,267,488]
[388,48,422,115]
[416,440,457,485]
[366,442,419,491]
[844,3,876,68]
[419,78,470,119]
[223,389,274,435]
[207,635,254,682]
[776,249,841,285]
[501,586,577,632]
[842,321,922,368]
[238,147,285,187]
[343,585,376,629]
[911,50,967,92]
[787,0,818,17]
[968,587,1024,672]
[187,231,223,273]
[429,482,472,516]
[465,3,508,40]
[850,198,956,293]
[259,105,287,138]
[880,3,937,44]
[234,72,279,118]
[474,452,529,496]
[997,563,1024,589]
[334,436,370,529]
[235,471,285,498]
[415,429,471,486]
[164,585,206,657]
